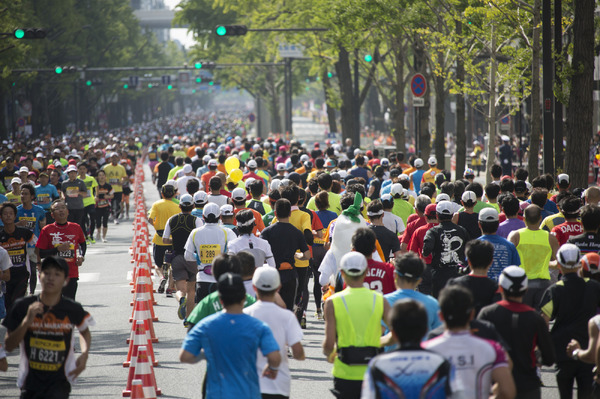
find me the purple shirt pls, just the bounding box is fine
[497,218,526,239]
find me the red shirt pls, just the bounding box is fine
[401,216,427,245]
[364,259,396,294]
[406,213,421,225]
[551,221,584,246]
[408,222,438,264]
[36,222,85,278]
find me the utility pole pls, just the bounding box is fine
[542,0,554,175]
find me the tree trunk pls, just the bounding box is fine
[434,72,445,168]
[393,42,406,152]
[455,31,466,180]
[336,45,357,143]
[486,25,497,184]
[322,71,338,134]
[267,67,282,134]
[528,0,542,180]
[414,39,430,157]
[565,0,594,188]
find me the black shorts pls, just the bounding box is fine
[153,244,171,269]
[195,281,217,304]
[171,255,197,282]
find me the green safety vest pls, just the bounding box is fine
[331,286,383,380]
[516,228,552,280]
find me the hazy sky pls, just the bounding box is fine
[164,0,196,48]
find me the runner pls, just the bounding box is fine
[2,256,94,399]
[102,152,127,224]
[77,163,97,244]
[228,210,275,268]
[60,165,87,235]
[35,172,60,224]
[94,170,113,243]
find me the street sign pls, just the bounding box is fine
[248,113,256,122]
[411,74,427,98]
[179,72,190,83]
[413,97,424,107]
[17,117,26,127]
[278,44,305,58]
[500,115,510,131]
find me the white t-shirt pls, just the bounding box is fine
[0,247,13,298]
[228,235,276,268]
[207,194,228,208]
[382,211,405,235]
[244,301,303,396]
[177,176,201,196]
[184,224,236,283]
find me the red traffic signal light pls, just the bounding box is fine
[215,25,248,36]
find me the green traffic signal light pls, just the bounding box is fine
[192,89,196,93]
[148,83,153,88]
[364,54,373,62]
[123,84,129,89]
[86,80,92,86]
[216,26,227,36]
[194,62,202,69]
[196,77,202,83]
[54,66,63,74]
[209,81,214,86]
[327,72,333,78]
[14,29,25,39]
[167,85,173,90]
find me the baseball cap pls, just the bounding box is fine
[390,183,404,197]
[231,188,247,201]
[182,164,193,174]
[164,179,177,190]
[436,201,453,215]
[66,165,77,173]
[11,177,21,185]
[208,159,218,167]
[394,256,424,280]
[581,253,600,274]
[478,207,499,222]
[514,180,527,193]
[110,152,119,158]
[40,256,70,276]
[220,204,234,216]
[424,203,437,218]
[436,193,451,203]
[247,159,257,169]
[499,266,528,296]
[380,158,390,166]
[428,157,437,165]
[217,273,245,298]
[556,243,582,269]
[397,174,409,181]
[464,168,475,177]
[381,194,394,208]
[203,203,220,218]
[193,191,208,205]
[202,155,211,163]
[557,173,569,184]
[501,135,510,142]
[414,158,424,168]
[19,166,28,173]
[461,191,477,203]
[53,160,62,167]
[340,252,368,276]
[179,194,193,206]
[245,177,256,188]
[276,163,286,171]
[300,154,309,162]
[252,266,281,291]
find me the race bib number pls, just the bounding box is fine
[148,153,157,160]
[199,244,221,264]
[97,198,109,207]
[37,194,50,204]
[29,337,66,372]
[19,216,36,230]
[109,178,120,186]
[65,186,79,198]
[8,249,26,266]
[55,243,75,261]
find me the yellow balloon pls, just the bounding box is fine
[225,156,240,174]
[229,168,243,183]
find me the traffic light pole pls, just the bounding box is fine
[284,58,293,135]
[10,62,285,74]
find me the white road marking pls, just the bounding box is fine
[78,273,100,283]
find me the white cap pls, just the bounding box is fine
[231,188,247,201]
[353,148,361,156]
[53,148,61,154]
[276,163,286,171]
[11,177,21,185]
[300,154,309,162]
[179,194,193,206]
[252,266,281,291]
[427,157,437,166]
[66,165,77,173]
[164,179,178,190]
[501,135,510,142]
[220,204,234,216]
[53,160,62,167]
[208,159,218,167]
[380,158,389,166]
[499,266,528,295]
[461,191,477,203]
[279,178,291,187]
[557,173,569,184]
[182,164,193,174]
[19,166,29,173]
[556,243,582,269]
[390,183,404,197]
[202,155,212,163]
[270,180,281,191]
[340,252,368,276]
[414,158,424,168]
[203,203,220,218]
[436,201,453,215]
[247,159,257,169]
[110,152,119,158]
[193,191,208,205]
[436,193,451,203]
[479,207,499,222]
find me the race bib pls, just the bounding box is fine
[199,244,221,264]
[148,153,157,160]
[97,198,109,207]
[8,248,26,266]
[19,216,36,230]
[109,178,120,185]
[29,337,66,372]
[65,186,79,198]
[314,237,326,245]
[55,243,75,261]
[36,194,50,204]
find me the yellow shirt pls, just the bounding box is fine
[272,209,311,267]
[148,199,181,246]
[102,164,127,193]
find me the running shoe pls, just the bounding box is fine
[102,238,107,243]
[90,238,96,244]
[157,278,167,294]
[86,237,91,245]
[114,219,120,225]
[315,309,323,320]
[177,296,187,320]
[300,316,307,329]
[165,288,174,298]
[183,320,192,329]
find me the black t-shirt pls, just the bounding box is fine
[260,222,308,283]
[2,295,92,391]
[456,211,481,240]
[156,161,172,188]
[0,166,18,190]
[567,232,600,254]
[478,300,555,393]
[369,179,382,200]
[96,183,113,208]
[447,274,499,315]
[0,227,34,268]
[369,225,400,262]
[247,200,267,216]
[168,213,198,255]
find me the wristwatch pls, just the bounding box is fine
[572,349,580,360]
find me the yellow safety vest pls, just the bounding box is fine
[516,228,552,280]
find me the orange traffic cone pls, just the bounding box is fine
[123,346,161,397]
[129,299,158,344]
[124,320,157,367]
[130,292,158,323]
[131,380,145,399]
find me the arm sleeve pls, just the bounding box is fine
[162,217,173,240]
[422,230,435,257]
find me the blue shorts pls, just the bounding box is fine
[0,296,5,319]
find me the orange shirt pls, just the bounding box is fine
[201,170,217,190]
[233,207,266,235]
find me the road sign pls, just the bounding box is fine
[411,74,427,98]
[179,72,190,83]
[413,97,425,107]
[500,115,510,124]
[278,44,305,58]
[248,113,256,122]
[17,117,26,127]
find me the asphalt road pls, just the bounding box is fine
[0,127,566,397]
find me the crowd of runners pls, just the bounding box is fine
[1,113,600,398]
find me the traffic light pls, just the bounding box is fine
[85,79,102,87]
[129,76,139,87]
[13,28,46,39]
[195,77,202,83]
[194,61,216,69]
[364,54,373,62]
[54,66,76,74]
[327,72,333,78]
[161,75,171,85]
[167,85,173,90]
[86,80,92,86]
[147,83,153,88]
[123,84,129,89]
[214,25,248,36]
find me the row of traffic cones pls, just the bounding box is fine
[123,159,161,398]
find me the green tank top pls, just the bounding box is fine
[331,287,383,380]
[516,228,552,280]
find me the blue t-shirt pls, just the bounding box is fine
[182,312,279,399]
[191,208,203,218]
[35,183,59,210]
[16,204,46,239]
[411,170,425,194]
[478,234,521,281]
